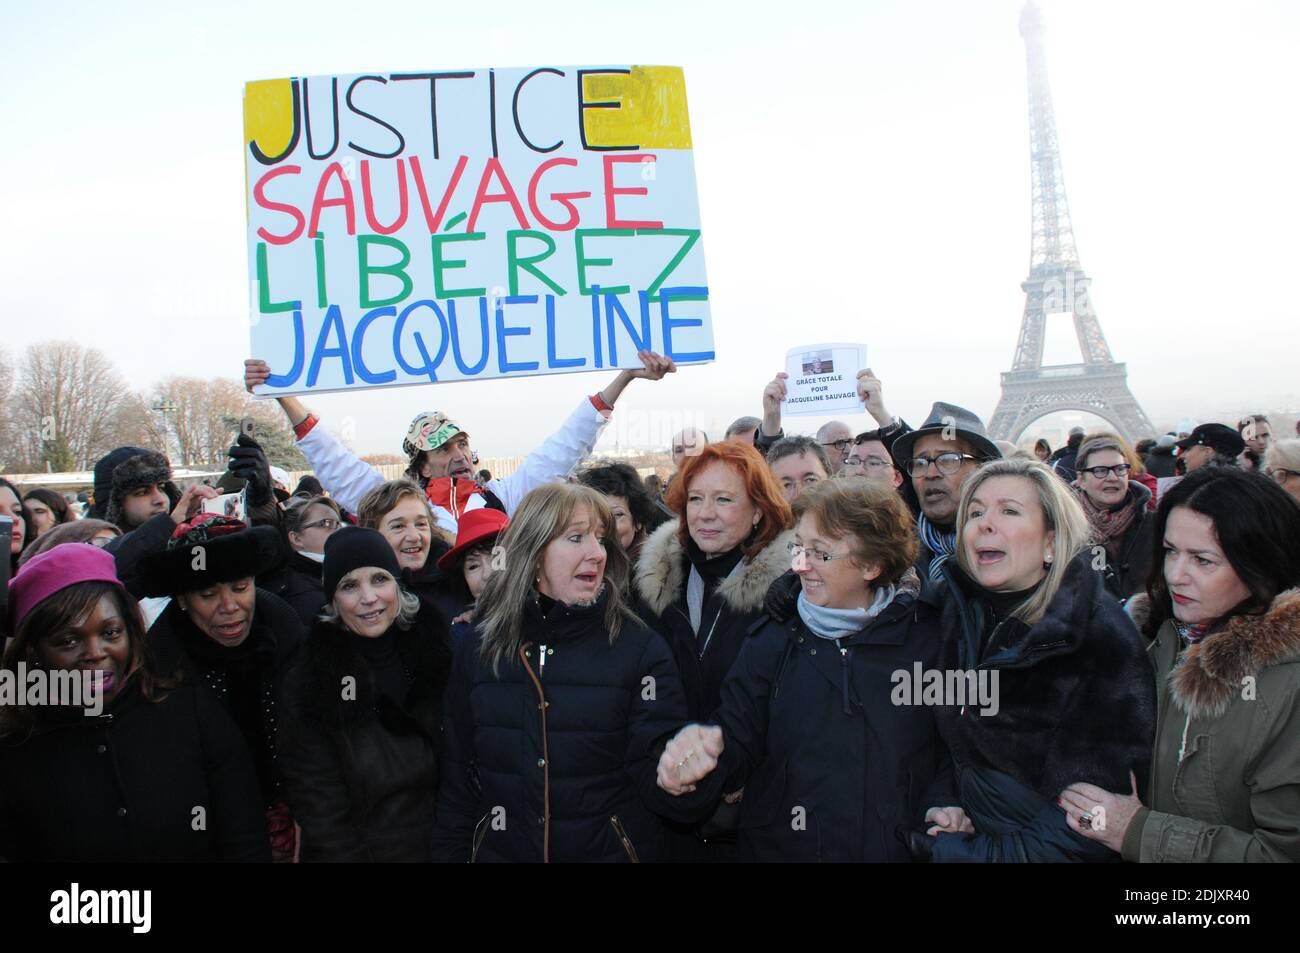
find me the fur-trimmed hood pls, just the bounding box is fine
[1131,589,1300,720]
[633,519,795,618]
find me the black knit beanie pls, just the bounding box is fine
[323,527,402,600]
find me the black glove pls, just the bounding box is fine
[228,433,272,507]
[762,570,802,623]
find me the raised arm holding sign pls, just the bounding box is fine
[244,350,675,533]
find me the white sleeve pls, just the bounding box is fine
[486,397,609,514]
[297,421,386,514]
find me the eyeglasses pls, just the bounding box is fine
[845,455,892,470]
[788,542,854,564]
[820,439,852,455]
[1266,468,1298,485]
[906,453,979,478]
[1081,463,1132,480]
[301,517,341,532]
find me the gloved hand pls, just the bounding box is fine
[228,433,273,507]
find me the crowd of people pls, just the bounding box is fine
[1,354,1297,863]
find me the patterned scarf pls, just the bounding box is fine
[1075,486,1139,564]
[917,514,957,582]
[1175,621,1211,645]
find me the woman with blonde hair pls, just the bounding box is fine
[923,458,1156,862]
[431,483,707,862]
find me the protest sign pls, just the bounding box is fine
[781,343,865,417]
[244,66,713,395]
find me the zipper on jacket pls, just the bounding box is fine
[539,643,547,677]
[837,640,852,715]
[609,815,640,863]
[470,810,491,863]
[519,645,551,863]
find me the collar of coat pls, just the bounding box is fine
[1129,588,1300,720]
[300,607,451,734]
[634,520,795,618]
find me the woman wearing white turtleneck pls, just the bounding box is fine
[656,479,968,862]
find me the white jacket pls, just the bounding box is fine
[296,398,610,534]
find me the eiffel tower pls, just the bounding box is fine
[988,3,1154,445]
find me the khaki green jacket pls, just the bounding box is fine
[1122,590,1300,862]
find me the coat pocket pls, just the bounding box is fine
[1172,733,1223,822]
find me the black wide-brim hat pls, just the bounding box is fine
[890,401,1003,467]
[137,524,284,598]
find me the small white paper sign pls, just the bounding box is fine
[782,343,865,417]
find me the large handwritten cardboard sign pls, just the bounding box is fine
[244,66,713,395]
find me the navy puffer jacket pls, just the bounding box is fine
[430,588,709,862]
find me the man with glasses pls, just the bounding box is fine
[842,428,904,489]
[889,403,1002,581]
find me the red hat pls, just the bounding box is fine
[437,508,509,572]
[9,545,125,633]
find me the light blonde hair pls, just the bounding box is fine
[955,458,1090,625]
[478,483,637,676]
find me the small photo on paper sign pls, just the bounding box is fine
[782,343,866,417]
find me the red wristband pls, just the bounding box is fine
[293,414,319,441]
[589,393,613,414]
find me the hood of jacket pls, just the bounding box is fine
[1131,588,1300,720]
[634,519,794,618]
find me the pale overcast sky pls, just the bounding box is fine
[2,0,1297,457]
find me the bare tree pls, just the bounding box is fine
[11,341,146,471]
[0,348,17,470]
[152,377,306,469]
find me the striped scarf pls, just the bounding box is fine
[917,514,957,582]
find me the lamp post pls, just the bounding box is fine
[152,398,180,466]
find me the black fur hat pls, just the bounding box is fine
[137,515,283,598]
[103,450,180,528]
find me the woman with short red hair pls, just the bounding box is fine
[635,441,793,858]
[635,441,793,722]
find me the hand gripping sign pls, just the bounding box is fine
[245,66,714,395]
[781,343,866,417]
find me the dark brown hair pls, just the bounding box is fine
[1140,466,1300,636]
